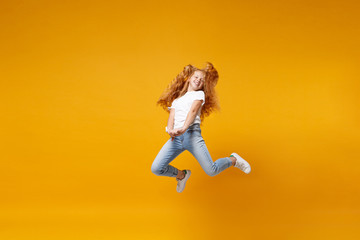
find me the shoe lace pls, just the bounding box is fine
[237,161,246,170]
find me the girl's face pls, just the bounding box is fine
[188,71,205,91]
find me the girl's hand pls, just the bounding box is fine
[168,129,177,141]
[173,127,186,136]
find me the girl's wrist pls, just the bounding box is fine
[166,126,173,133]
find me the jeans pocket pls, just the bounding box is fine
[189,129,202,138]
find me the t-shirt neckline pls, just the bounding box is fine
[186,90,199,94]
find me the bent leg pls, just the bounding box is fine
[151,137,185,177]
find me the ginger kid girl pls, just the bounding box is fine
[151,62,251,193]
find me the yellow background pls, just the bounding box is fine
[1,0,359,239]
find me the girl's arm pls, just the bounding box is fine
[166,108,178,141]
[181,100,203,131]
[167,108,175,131]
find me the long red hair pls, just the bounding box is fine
[156,62,221,126]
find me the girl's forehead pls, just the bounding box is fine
[194,71,205,76]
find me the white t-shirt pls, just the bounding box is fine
[166,90,205,131]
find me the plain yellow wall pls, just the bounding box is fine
[1,0,359,239]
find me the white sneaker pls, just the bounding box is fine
[230,153,251,174]
[176,170,191,193]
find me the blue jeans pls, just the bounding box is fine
[151,123,233,177]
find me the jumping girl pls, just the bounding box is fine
[151,62,251,193]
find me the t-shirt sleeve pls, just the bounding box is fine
[167,99,177,110]
[194,91,205,106]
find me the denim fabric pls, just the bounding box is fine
[151,123,233,177]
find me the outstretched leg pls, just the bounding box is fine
[185,132,233,177]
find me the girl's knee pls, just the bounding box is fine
[151,163,159,175]
[151,163,162,175]
[205,169,217,177]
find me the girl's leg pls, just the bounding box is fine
[185,130,233,177]
[151,137,185,178]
